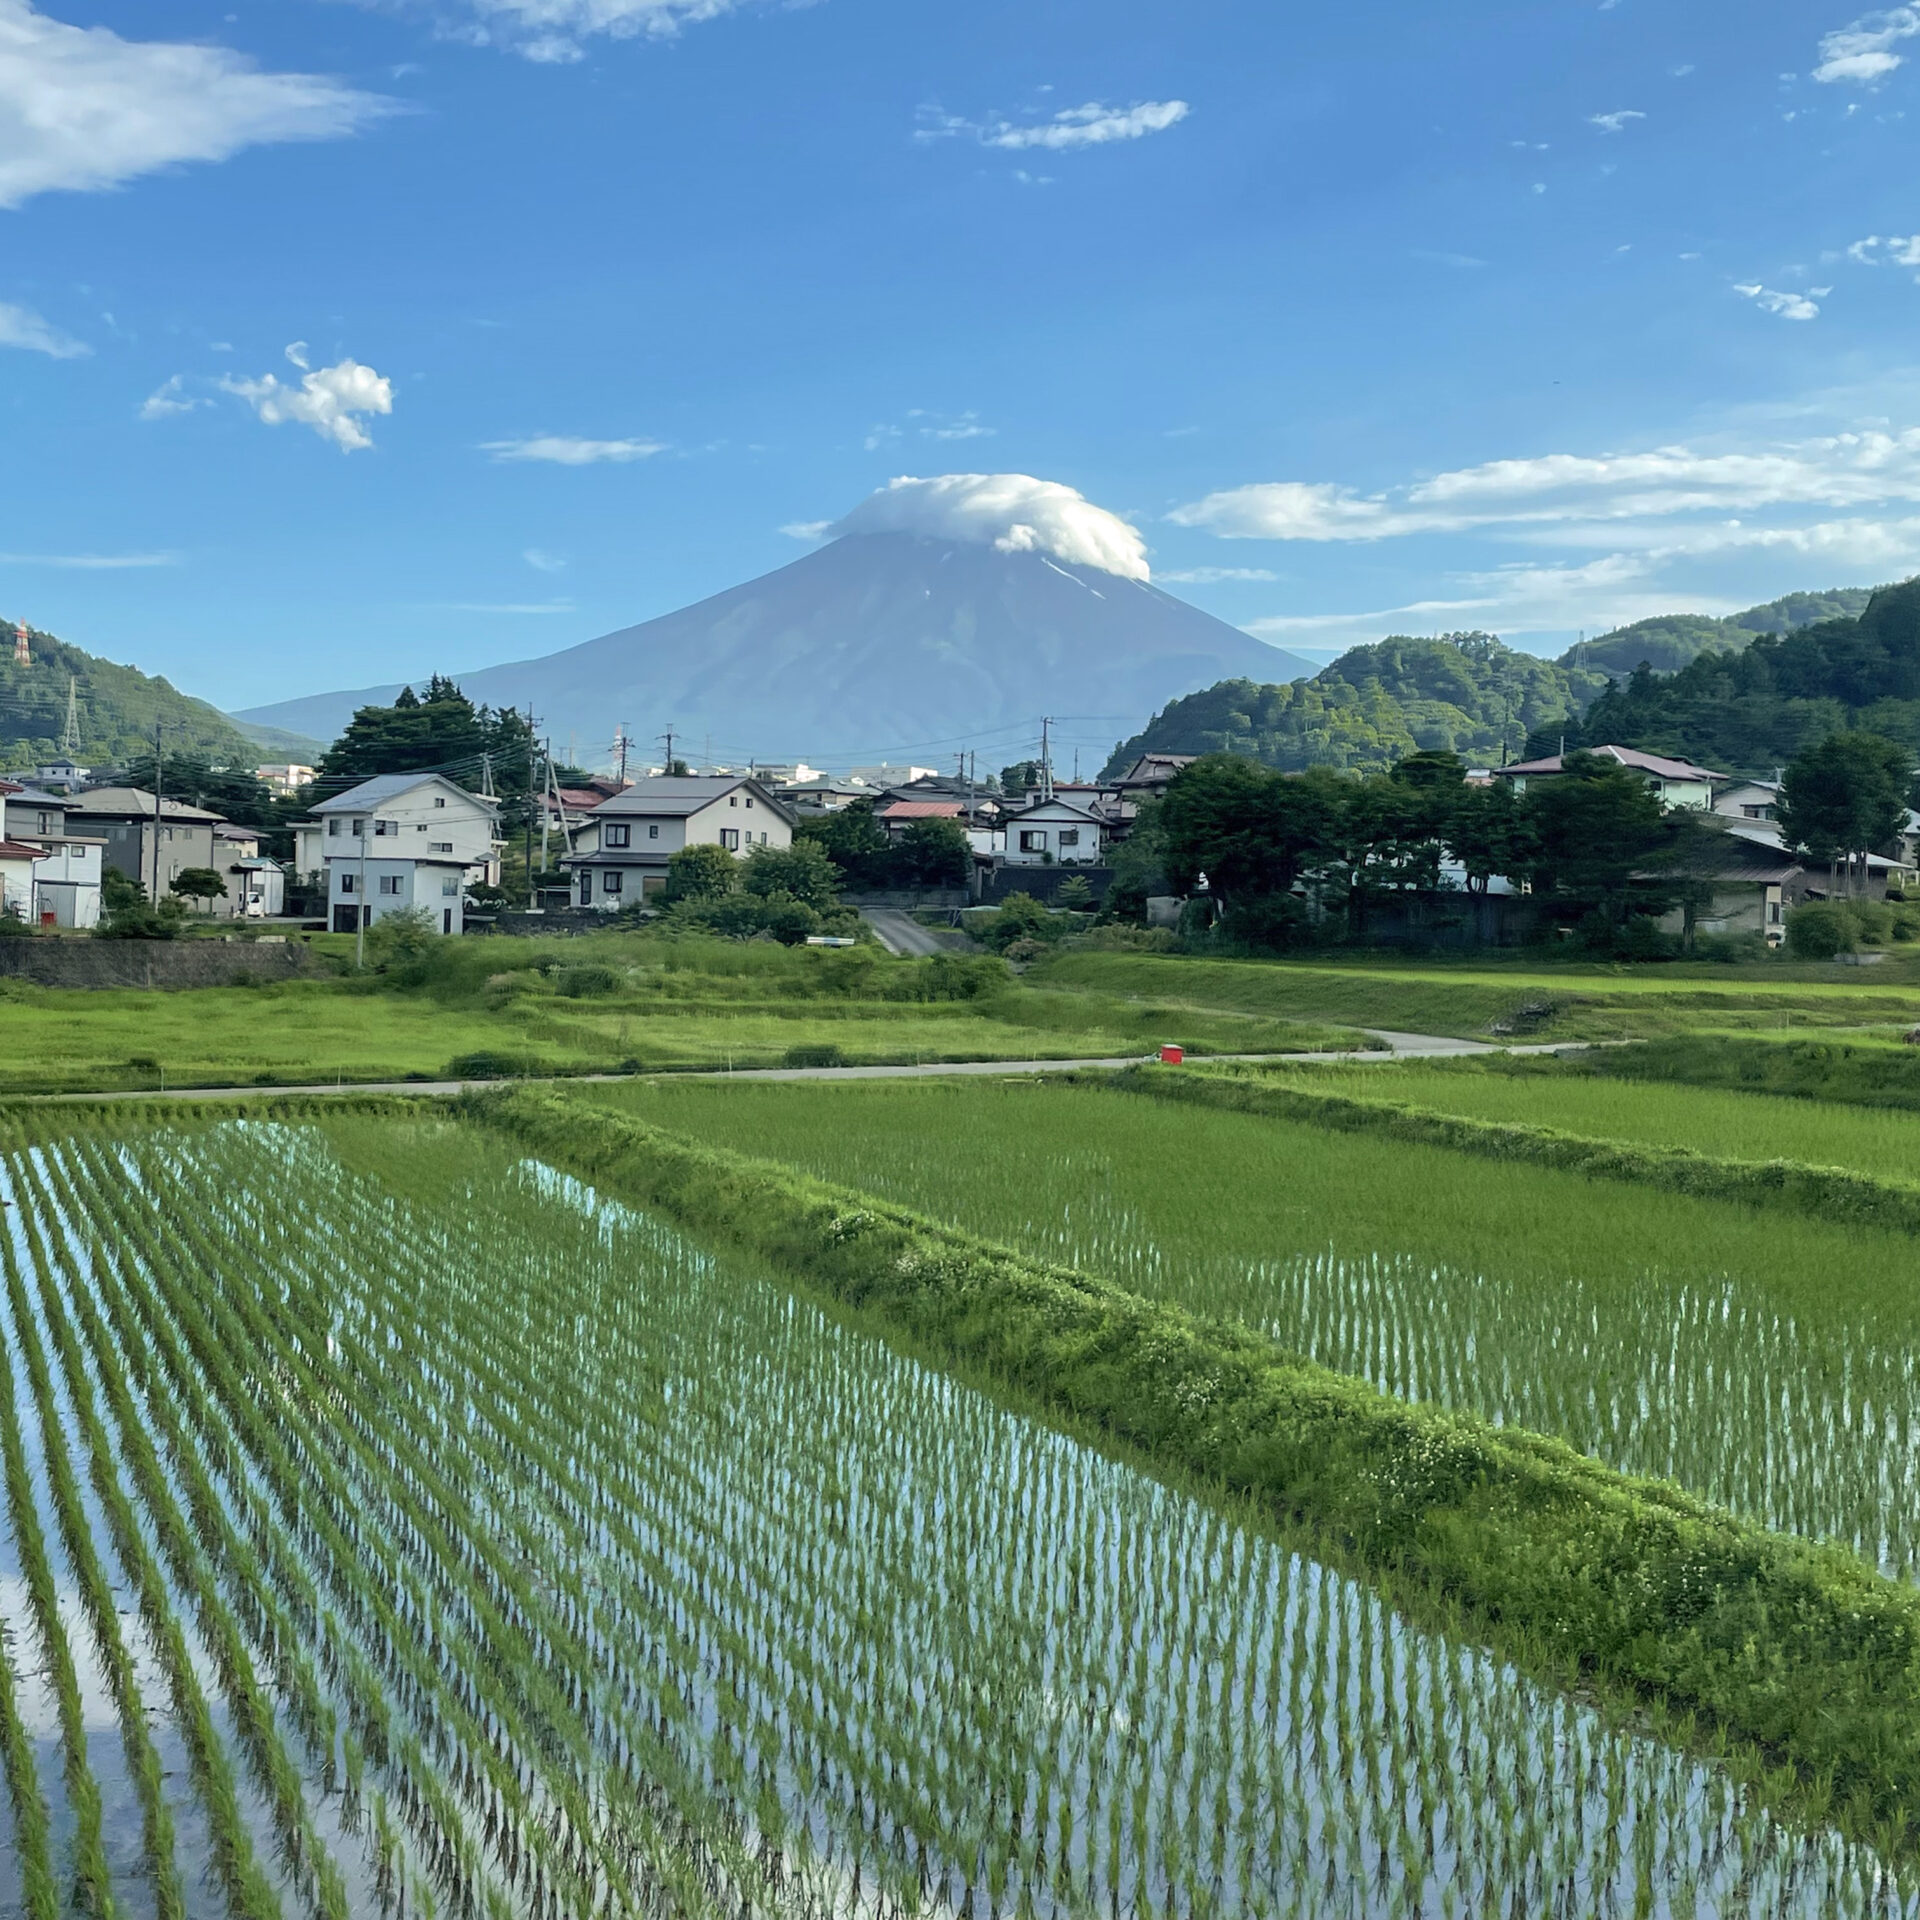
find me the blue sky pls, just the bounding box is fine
[3,0,1920,729]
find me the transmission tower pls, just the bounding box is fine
[60,676,80,757]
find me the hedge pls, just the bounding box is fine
[468,1085,1920,1851]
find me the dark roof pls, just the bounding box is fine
[311,773,495,814]
[1494,745,1725,784]
[562,848,672,868]
[69,787,225,824]
[593,775,795,825]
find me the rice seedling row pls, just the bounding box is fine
[6,1112,1918,1914]
[590,1076,1920,1580]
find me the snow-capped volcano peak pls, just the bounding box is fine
[831,473,1151,582]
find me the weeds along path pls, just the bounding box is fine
[0,1109,1912,1915]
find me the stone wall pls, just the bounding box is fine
[0,938,314,990]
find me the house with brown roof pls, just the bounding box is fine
[1491,745,1725,811]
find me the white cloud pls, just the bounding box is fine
[483,435,666,464]
[1589,109,1646,131]
[918,99,1189,153]
[1847,233,1920,272]
[1170,428,1920,543]
[138,373,200,419]
[780,520,831,540]
[0,1,388,209]
[221,343,393,451]
[444,598,574,613]
[1735,281,1822,319]
[0,550,176,568]
[409,0,765,61]
[0,299,84,357]
[522,547,566,571]
[833,474,1151,581]
[1814,6,1920,81]
[1160,566,1279,584]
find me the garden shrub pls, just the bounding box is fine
[1785,900,1857,959]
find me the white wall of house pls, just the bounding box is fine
[1005,802,1104,865]
[30,840,102,928]
[329,857,468,934]
[569,784,793,907]
[316,779,500,884]
[0,852,34,920]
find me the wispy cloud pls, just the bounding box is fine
[780,520,831,540]
[863,410,996,452]
[1734,281,1824,320]
[444,599,576,614]
[138,374,201,420]
[0,300,86,358]
[0,551,177,568]
[403,0,767,64]
[1814,6,1920,82]
[1588,109,1646,132]
[483,435,666,464]
[1411,249,1487,269]
[917,99,1189,152]
[0,0,389,209]
[522,547,567,572]
[1160,566,1279,584]
[221,342,394,451]
[1847,233,1920,272]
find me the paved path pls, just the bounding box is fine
[20,1030,1588,1105]
[859,908,957,957]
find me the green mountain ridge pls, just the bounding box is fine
[1103,585,1889,780]
[0,615,260,772]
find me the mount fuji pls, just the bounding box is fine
[235,477,1313,766]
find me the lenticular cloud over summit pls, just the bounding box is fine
[832,473,1151,581]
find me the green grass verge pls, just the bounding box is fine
[465,1085,1920,1852]
[1575,1033,1920,1113]
[1036,949,1920,1041]
[1117,1062,1920,1235]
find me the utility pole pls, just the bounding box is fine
[1039,718,1055,803]
[615,725,630,785]
[150,719,165,903]
[524,717,539,909]
[660,728,676,775]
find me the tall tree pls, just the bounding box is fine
[1778,730,1912,896]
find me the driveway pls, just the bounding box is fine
[861,908,967,957]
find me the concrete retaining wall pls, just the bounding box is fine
[0,938,313,990]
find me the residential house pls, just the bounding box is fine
[563,774,794,909]
[1004,794,1108,865]
[0,781,103,927]
[1108,753,1196,796]
[0,841,41,922]
[214,824,285,919]
[1492,745,1724,811]
[31,757,89,794]
[1655,831,1803,948]
[1714,778,1781,825]
[309,773,502,935]
[68,788,223,900]
[254,763,316,797]
[776,777,873,813]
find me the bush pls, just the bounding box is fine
[668,892,824,944]
[1851,898,1895,946]
[1785,900,1857,959]
[664,844,739,903]
[553,963,621,998]
[979,893,1060,953]
[363,907,439,967]
[742,841,841,911]
[782,1043,846,1068]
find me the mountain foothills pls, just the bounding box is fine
[0,614,261,768]
[234,532,1319,759]
[1104,586,1900,780]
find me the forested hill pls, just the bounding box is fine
[1559,588,1876,678]
[1102,633,1605,776]
[1555,576,1920,777]
[0,616,257,769]
[1101,586,1885,779]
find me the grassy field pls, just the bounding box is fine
[9,1109,1889,1916]
[1035,948,1920,1040]
[1249,1054,1920,1181]
[579,1071,1920,1577]
[0,937,1368,1093]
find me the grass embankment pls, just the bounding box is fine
[0,935,1369,1094]
[1120,1061,1920,1230]
[469,1086,1920,1852]
[1034,948,1920,1041]
[574,1072,1920,1577]
[1572,1032,1920,1113]
[1237,1053,1920,1181]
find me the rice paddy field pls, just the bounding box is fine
[1,1109,1916,1917]
[582,1073,1920,1581]
[1243,1056,1920,1181]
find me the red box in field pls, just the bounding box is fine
[1160,1045,1184,1065]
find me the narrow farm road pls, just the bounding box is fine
[18,1030,1587,1104]
[859,907,961,956]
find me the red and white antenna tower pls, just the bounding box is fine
[11,623,27,668]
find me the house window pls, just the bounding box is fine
[745,797,754,809]
[648,823,659,839]
[602,870,623,895]
[720,829,740,851]
[36,812,51,834]
[374,819,397,837]
[352,818,367,837]
[441,878,458,897]
[434,796,446,808]
[729,796,738,807]
[340,872,357,895]
[378,875,402,896]
[1019,830,1047,852]
[1059,829,1081,848]
[604,823,631,849]
[430,841,453,853]
[329,818,342,837]
[579,874,592,906]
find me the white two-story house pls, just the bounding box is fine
[563,774,794,908]
[310,773,501,935]
[1004,794,1108,866]
[0,779,103,927]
